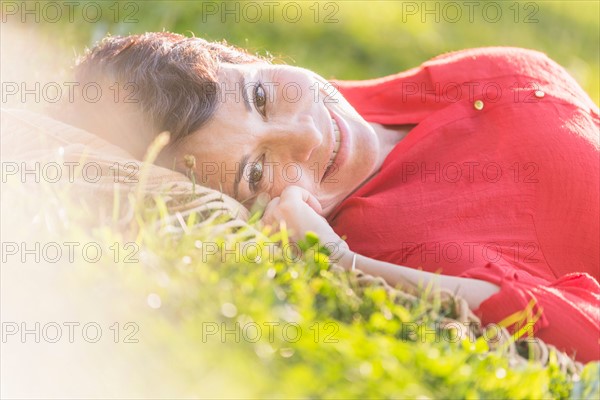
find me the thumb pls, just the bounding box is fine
[280,185,323,215]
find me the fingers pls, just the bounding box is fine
[279,185,323,215]
[258,185,346,257]
[259,185,325,240]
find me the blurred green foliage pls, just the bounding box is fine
[3,175,598,398]
[3,0,599,104]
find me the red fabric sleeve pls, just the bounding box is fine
[464,262,600,363]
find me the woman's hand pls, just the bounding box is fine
[261,185,352,265]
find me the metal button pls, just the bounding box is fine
[473,100,484,110]
[534,90,545,98]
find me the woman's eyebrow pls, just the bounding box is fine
[234,154,250,199]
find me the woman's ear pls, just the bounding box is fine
[154,144,182,172]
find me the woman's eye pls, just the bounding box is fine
[253,83,267,116]
[248,155,265,192]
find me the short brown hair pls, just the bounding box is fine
[59,32,269,155]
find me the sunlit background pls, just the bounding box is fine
[2,0,599,107]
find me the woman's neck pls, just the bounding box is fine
[370,122,415,170]
[330,123,415,211]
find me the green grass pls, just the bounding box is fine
[2,161,598,398]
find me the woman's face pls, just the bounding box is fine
[175,62,383,215]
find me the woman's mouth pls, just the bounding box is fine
[322,114,344,182]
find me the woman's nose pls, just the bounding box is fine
[269,115,322,162]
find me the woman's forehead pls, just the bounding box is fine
[187,119,249,153]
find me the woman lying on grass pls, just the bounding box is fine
[58,32,600,363]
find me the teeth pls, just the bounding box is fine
[330,117,341,164]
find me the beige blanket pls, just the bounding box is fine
[1,108,250,229]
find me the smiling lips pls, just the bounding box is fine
[322,116,341,181]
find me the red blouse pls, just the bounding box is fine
[327,47,600,363]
